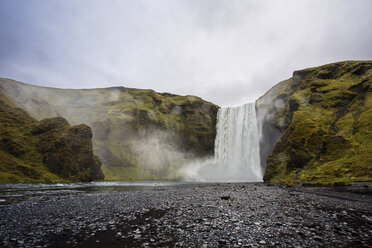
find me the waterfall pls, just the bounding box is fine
[183,102,262,182]
[214,103,262,181]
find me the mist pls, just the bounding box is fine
[131,129,192,179]
[182,102,263,182]
[0,78,217,180]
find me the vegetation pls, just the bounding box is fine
[0,90,103,183]
[4,61,369,185]
[258,61,372,186]
[34,118,104,182]
[0,79,218,180]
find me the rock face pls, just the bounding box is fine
[0,90,103,183]
[33,118,104,182]
[3,61,369,184]
[0,79,218,180]
[257,61,372,185]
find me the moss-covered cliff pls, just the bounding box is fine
[0,90,103,183]
[257,61,372,185]
[0,79,218,180]
[5,61,368,184]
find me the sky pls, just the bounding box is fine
[0,0,371,106]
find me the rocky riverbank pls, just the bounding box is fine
[0,182,371,247]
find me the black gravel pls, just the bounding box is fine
[0,182,371,247]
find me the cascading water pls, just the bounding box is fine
[214,103,262,181]
[183,102,263,182]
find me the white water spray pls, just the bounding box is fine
[214,103,262,181]
[183,102,263,182]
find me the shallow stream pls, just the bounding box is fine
[0,181,187,205]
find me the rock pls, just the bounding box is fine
[31,117,68,135]
[0,78,219,180]
[313,235,323,241]
[257,61,372,185]
[0,91,103,183]
[0,183,372,247]
[38,119,104,181]
[218,238,228,244]
[220,195,232,201]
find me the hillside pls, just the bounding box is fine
[257,61,372,185]
[2,61,370,184]
[0,79,219,180]
[0,90,103,183]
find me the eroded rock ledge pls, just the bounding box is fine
[0,90,103,183]
[256,61,372,185]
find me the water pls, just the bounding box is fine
[1,103,263,198]
[215,103,262,181]
[0,181,185,205]
[184,102,263,182]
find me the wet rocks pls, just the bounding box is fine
[220,195,231,201]
[0,183,371,247]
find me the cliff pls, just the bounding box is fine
[257,61,372,185]
[0,79,218,180]
[3,61,369,184]
[0,91,103,183]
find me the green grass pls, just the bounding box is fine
[0,78,219,180]
[0,89,104,183]
[262,61,372,186]
[0,92,67,183]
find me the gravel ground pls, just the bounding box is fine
[0,182,371,247]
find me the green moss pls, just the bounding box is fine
[0,78,219,180]
[0,92,64,183]
[96,92,218,179]
[0,90,104,183]
[261,61,372,186]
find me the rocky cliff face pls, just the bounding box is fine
[32,117,104,181]
[0,79,218,180]
[4,61,368,184]
[257,61,372,185]
[0,91,103,183]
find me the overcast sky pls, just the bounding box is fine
[0,0,371,106]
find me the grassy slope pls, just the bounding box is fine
[0,91,64,183]
[259,61,372,185]
[0,89,104,183]
[0,79,219,180]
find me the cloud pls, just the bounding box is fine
[0,0,371,106]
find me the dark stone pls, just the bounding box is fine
[220,195,231,201]
[31,117,68,135]
[37,118,104,181]
[351,64,372,76]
